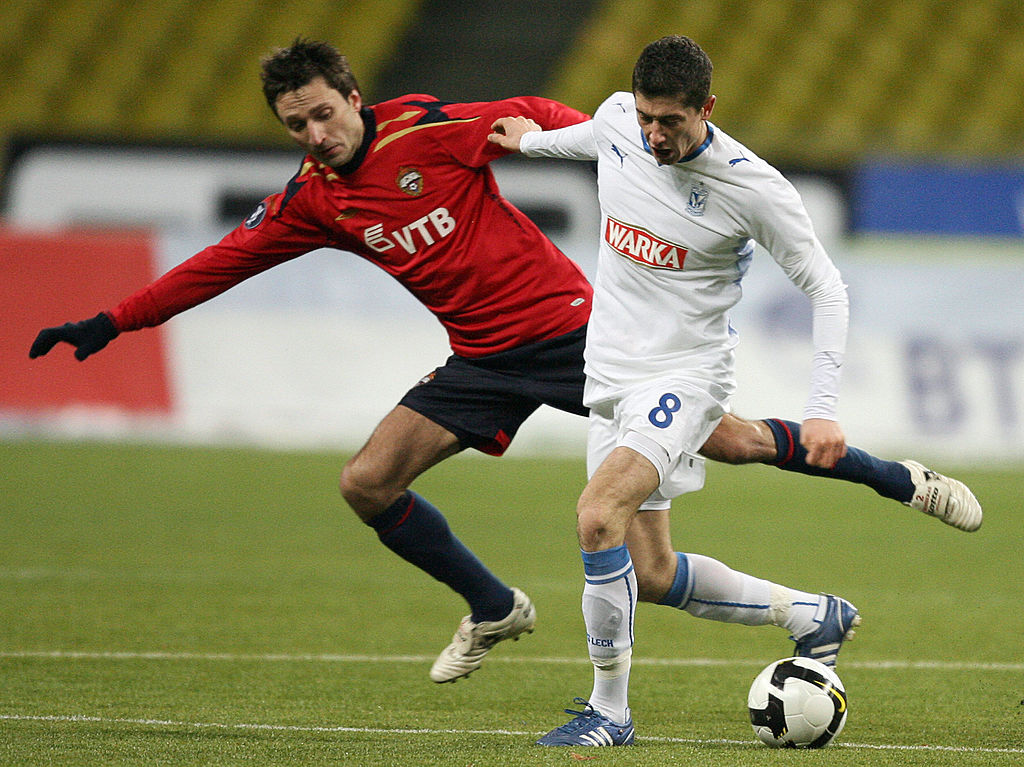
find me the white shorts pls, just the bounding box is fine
[585,376,729,510]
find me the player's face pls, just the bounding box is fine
[275,77,365,168]
[635,92,716,165]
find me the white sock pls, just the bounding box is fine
[580,545,636,723]
[770,585,828,638]
[681,553,821,634]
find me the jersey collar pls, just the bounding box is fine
[332,107,376,175]
[639,121,715,164]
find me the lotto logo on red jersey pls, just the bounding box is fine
[605,217,687,270]
[364,207,456,254]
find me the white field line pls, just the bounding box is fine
[2,713,1022,755]
[1,649,1022,672]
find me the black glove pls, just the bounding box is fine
[29,312,120,361]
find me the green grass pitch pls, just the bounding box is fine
[1,439,1022,765]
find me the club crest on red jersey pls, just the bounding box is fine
[397,167,424,196]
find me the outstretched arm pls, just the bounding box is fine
[489,116,599,161]
[27,183,327,363]
[487,116,542,152]
[29,313,119,361]
[750,175,850,470]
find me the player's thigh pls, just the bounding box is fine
[577,445,661,550]
[399,356,540,456]
[699,413,774,464]
[615,379,725,503]
[341,405,461,508]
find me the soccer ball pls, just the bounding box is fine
[747,656,848,748]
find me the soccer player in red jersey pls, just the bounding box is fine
[30,39,981,685]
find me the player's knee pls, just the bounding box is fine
[576,500,623,551]
[339,459,399,520]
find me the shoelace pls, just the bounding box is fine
[556,698,602,731]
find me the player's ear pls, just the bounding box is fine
[701,95,716,119]
[347,90,363,111]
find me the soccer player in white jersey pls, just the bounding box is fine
[489,35,879,747]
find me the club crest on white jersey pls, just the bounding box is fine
[605,216,688,270]
[686,181,709,217]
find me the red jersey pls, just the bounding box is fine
[109,95,593,357]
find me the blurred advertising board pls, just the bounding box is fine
[3,144,1021,463]
[852,160,1024,237]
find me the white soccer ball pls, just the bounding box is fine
[747,656,848,748]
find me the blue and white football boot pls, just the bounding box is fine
[536,698,635,747]
[792,594,860,668]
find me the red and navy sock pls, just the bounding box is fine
[366,490,514,622]
[764,419,914,502]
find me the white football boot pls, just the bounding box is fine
[429,587,536,683]
[900,460,982,532]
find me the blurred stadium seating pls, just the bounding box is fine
[1,0,1022,171]
[548,0,1024,167]
[0,0,422,152]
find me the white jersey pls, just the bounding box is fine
[520,92,849,420]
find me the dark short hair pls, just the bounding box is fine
[260,38,360,112]
[632,35,712,110]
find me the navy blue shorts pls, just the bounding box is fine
[398,324,587,455]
